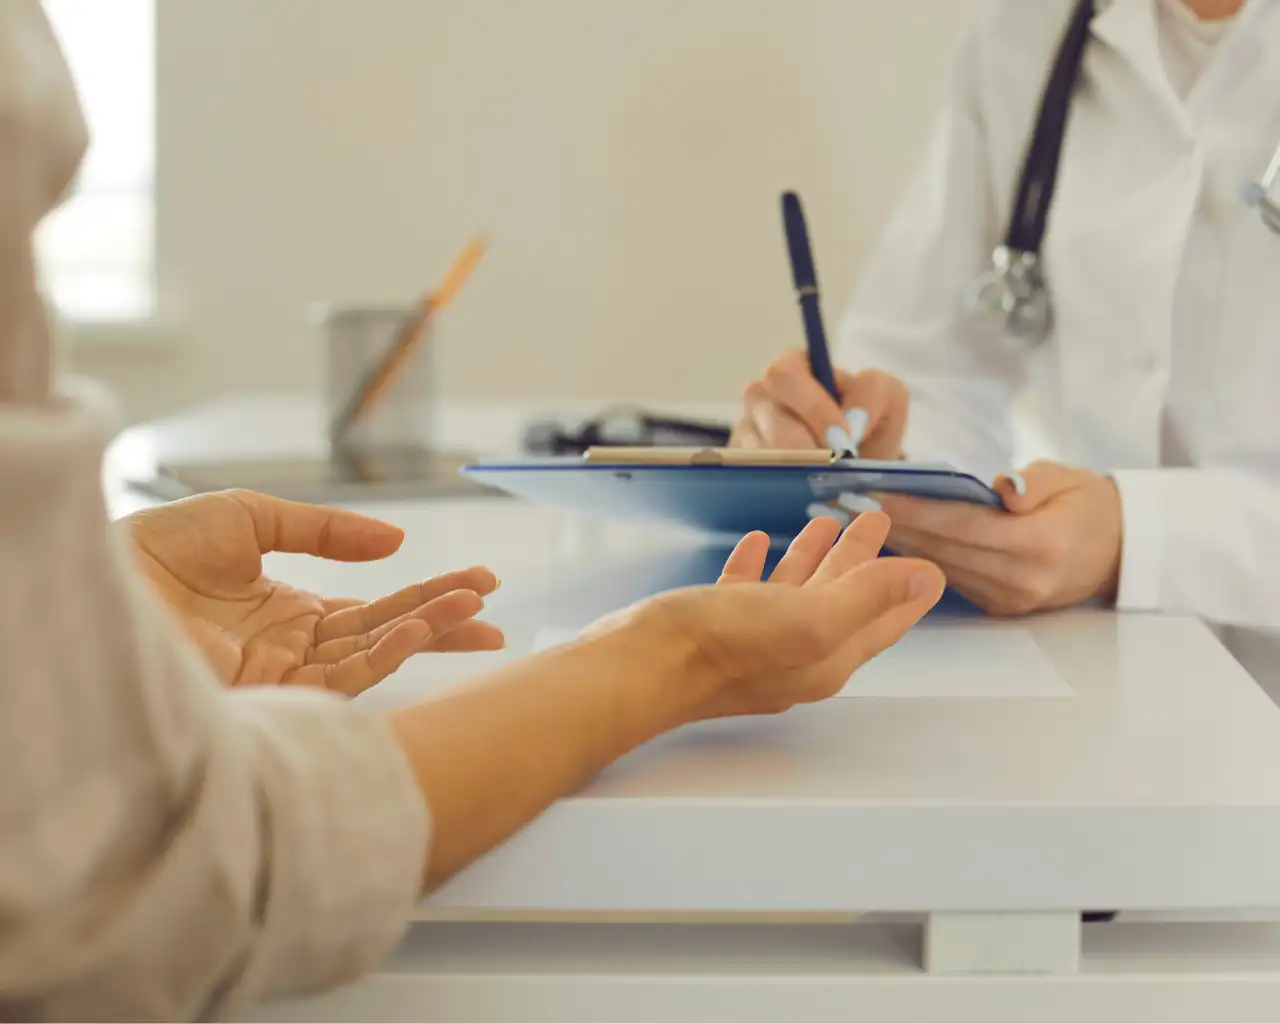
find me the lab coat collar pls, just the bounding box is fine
[1092,0,1267,20]
[1089,0,1274,114]
[1091,0,1274,54]
[1089,0,1164,93]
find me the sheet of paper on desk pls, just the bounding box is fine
[531,624,1072,698]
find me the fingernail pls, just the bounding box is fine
[1007,471,1027,496]
[492,576,502,591]
[910,570,941,600]
[806,502,851,526]
[835,492,881,514]
[825,425,853,453]
[844,408,869,450]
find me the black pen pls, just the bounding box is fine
[780,191,841,403]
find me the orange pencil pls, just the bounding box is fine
[331,234,488,440]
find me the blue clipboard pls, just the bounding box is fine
[461,446,1002,540]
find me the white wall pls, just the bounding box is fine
[78,0,983,422]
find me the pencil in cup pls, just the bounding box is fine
[322,305,436,452]
[329,235,488,443]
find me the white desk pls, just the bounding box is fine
[108,397,1280,1022]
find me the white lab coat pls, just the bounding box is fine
[837,0,1280,694]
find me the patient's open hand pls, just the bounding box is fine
[124,490,503,693]
[587,512,945,720]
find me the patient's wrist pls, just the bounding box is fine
[588,609,716,732]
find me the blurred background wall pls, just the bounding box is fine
[58,0,983,422]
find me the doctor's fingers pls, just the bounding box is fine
[907,563,1010,619]
[835,370,910,446]
[887,527,1060,617]
[885,500,1084,595]
[741,380,824,448]
[728,414,764,448]
[994,460,1090,514]
[887,526,1023,579]
[932,567,1044,619]
[877,494,1013,553]
[759,355,848,440]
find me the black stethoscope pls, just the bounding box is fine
[966,0,1280,347]
[965,0,1095,347]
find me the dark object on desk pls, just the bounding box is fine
[522,408,732,456]
[781,190,840,404]
[126,447,500,504]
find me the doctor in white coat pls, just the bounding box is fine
[733,0,1280,693]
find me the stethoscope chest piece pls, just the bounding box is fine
[965,245,1053,347]
[962,0,1093,350]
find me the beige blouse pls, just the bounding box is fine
[0,3,429,1018]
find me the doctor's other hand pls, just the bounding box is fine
[877,461,1122,617]
[731,349,909,458]
[586,512,945,718]
[123,490,504,691]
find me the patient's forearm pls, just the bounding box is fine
[387,617,710,891]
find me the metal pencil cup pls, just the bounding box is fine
[314,304,436,459]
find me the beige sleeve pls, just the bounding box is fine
[0,389,430,1019]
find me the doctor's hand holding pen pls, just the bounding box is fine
[731,347,909,460]
[731,350,1123,619]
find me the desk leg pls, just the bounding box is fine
[924,911,1080,975]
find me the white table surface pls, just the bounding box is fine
[107,395,1280,1022]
